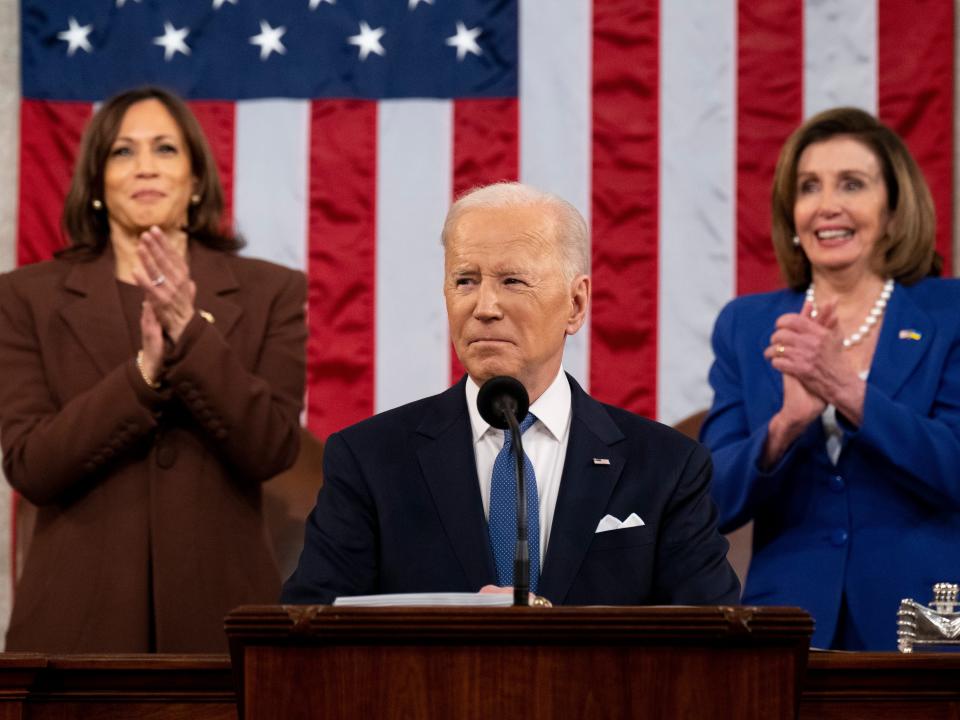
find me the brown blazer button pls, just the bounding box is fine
[178,381,192,393]
[156,443,178,468]
[214,428,228,440]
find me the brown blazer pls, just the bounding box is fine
[0,243,306,652]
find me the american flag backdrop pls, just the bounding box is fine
[2,0,956,639]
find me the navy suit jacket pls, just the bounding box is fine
[702,278,960,649]
[283,374,739,606]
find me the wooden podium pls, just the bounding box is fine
[225,605,813,719]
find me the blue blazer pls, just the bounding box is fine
[701,278,960,649]
[283,374,739,606]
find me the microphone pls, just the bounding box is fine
[477,376,532,606]
[476,375,529,430]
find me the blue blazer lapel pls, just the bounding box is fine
[868,283,934,400]
[538,376,625,603]
[416,378,497,590]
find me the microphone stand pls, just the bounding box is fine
[501,408,530,607]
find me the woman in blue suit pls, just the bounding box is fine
[702,107,960,650]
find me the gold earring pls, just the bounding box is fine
[190,193,201,205]
[92,199,103,210]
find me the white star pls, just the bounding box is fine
[116,0,141,7]
[409,0,434,9]
[250,20,287,61]
[347,21,386,61]
[445,21,482,61]
[153,22,190,61]
[309,0,335,9]
[57,17,94,57]
[213,0,238,9]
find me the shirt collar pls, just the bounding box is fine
[465,366,572,444]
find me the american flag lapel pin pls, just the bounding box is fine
[593,458,610,465]
[898,329,922,341]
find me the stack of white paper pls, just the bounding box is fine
[333,592,514,607]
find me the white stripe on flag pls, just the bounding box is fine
[804,0,878,116]
[519,0,592,391]
[658,0,737,425]
[375,100,452,413]
[234,99,310,270]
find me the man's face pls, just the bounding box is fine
[444,204,589,401]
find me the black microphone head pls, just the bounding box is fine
[477,376,530,429]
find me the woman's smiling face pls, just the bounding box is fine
[793,134,890,278]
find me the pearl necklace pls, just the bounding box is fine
[805,278,894,349]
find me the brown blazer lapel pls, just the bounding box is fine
[189,243,242,338]
[58,252,133,376]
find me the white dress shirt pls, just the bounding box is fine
[821,369,869,465]
[465,366,572,568]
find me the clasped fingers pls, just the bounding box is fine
[766,319,837,378]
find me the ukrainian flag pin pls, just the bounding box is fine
[898,329,922,341]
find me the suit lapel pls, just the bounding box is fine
[538,377,625,603]
[416,379,497,590]
[188,244,242,338]
[59,251,132,375]
[867,283,934,400]
[58,243,245,378]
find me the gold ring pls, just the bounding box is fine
[776,344,786,356]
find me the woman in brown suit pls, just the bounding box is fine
[0,87,306,652]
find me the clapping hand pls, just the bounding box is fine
[765,300,836,426]
[133,226,196,344]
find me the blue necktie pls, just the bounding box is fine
[488,412,539,593]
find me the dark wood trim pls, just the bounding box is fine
[0,654,235,720]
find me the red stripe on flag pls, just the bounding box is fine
[306,100,377,439]
[188,101,235,229]
[878,0,954,277]
[449,98,520,385]
[736,0,803,295]
[590,0,660,418]
[17,100,92,266]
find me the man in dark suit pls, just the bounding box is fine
[282,182,739,606]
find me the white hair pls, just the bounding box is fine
[441,182,590,281]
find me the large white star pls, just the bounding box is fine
[347,21,386,61]
[213,0,238,9]
[445,21,482,61]
[409,0,434,9]
[153,21,190,61]
[116,0,141,7]
[250,20,287,61]
[309,0,335,9]
[58,17,94,57]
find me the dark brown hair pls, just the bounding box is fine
[60,86,241,258]
[771,106,938,290]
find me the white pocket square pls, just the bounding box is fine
[595,513,645,533]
